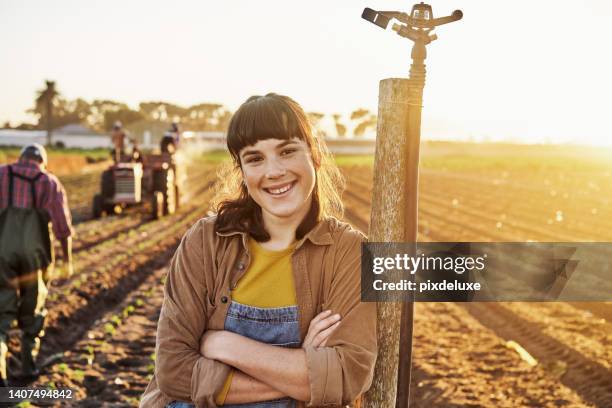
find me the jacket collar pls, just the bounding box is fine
[215,217,335,249]
[15,159,42,171]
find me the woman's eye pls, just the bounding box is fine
[281,148,297,156]
[245,156,263,164]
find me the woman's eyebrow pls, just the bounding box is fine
[241,149,260,157]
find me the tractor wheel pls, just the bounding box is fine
[154,169,176,215]
[105,203,117,216]
[101,169,114,198]
[153,169,167,192]
[92,194,104,219]
[152,191,164,220]
[174,185,180,210]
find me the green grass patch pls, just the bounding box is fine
[333,155,374,166]
[200,150,231,164]
[73,369,85,382]
[0,147,21,163]
[332,142,612,173]
[0,145,109,162]
[104,323,116,336]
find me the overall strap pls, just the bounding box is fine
[7,167,45,208]
[29,172,44,208]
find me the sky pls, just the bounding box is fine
[1,0,611,145]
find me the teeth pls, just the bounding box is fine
[269,183,293,194]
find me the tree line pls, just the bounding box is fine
[4,81,377,139]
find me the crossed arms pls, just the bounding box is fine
[200,310,341,404]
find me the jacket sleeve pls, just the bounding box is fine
[155,220,231,407]
[44,175,73,239]
[304,228,377,406]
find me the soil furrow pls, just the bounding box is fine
[568,302,612,323]
[347,166,612,241]
[342,186,609,407]
[462,302,612,407]
[35,265,167,405]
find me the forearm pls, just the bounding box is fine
[213,332,310,402]
[224,371,287,405]
[60,236,72,262]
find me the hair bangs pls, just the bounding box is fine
[227,94,309,164]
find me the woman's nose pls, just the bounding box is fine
[265,157,287,178]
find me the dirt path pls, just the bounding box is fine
[39,265,166,406]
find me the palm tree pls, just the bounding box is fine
[332,114,347,138]
[35,80,59,146]
[350,108,377,138]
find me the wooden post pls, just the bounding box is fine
[363,77,421,407]
[359,6,461,406]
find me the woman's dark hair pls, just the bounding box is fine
[213,93,344,241]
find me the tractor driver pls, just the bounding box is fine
[111,121,127,163]
[0,144,74,386]
[160,122,180,154]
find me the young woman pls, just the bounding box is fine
[140,94,377,408]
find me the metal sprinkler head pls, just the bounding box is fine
[362,2,462,45]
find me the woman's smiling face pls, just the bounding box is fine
[240,137,316,223]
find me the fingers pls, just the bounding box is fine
[308,310,333,329]
[309,311,341,333]
[313,313,341,335]
[304,310,331,345]
[317,320,341,348]
[304,310,342,349]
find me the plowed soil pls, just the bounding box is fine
[6,145,609,407]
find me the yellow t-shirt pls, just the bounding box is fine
[215,238,297,405]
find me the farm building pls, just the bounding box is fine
[0,130,46,146]
[0,124,111,148]
[53,124,111,148]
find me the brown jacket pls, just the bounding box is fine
[140,216,377,408]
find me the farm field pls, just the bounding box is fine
[339,142,612,407]
[3,142,610,406]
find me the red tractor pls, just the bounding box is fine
[92,152,180,220]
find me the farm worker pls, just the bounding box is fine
[111,120,127,163]
[0,143,74,386]
[160,122,180,154]
[169,122,181,146]
[141,94,377,407]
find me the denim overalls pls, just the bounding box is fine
[168,300,300,408]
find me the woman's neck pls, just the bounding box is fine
[260,214,300,251]
[260,200,312,251]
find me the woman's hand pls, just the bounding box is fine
[302,310,341,349]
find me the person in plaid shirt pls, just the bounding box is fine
[0,143,73,386]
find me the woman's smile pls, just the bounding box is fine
[263,181,297,197]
